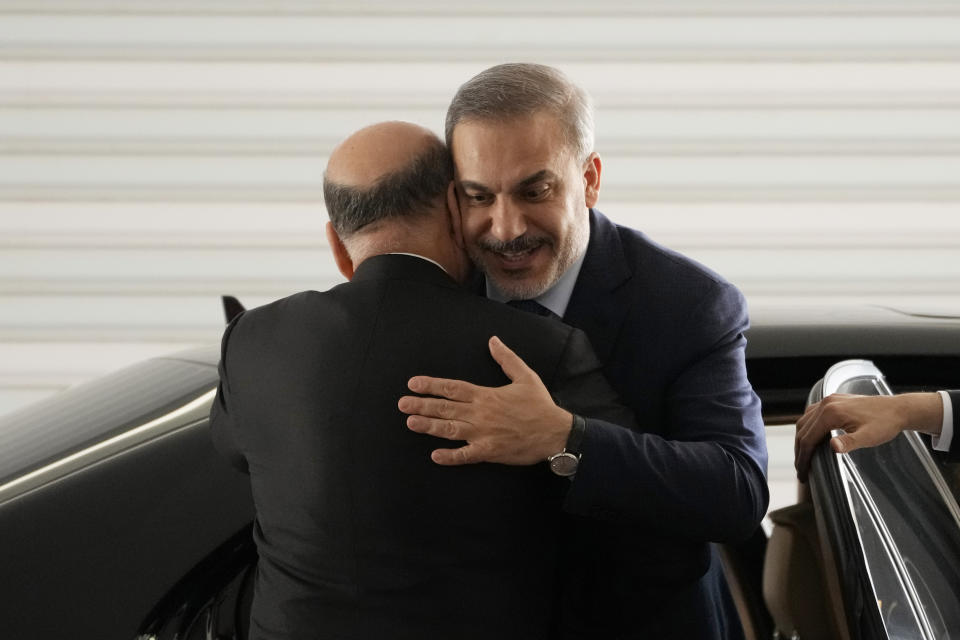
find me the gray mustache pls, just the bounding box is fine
[478,235,551,253]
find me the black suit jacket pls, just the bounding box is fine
[554,210,769,639]
[210,254,634,640]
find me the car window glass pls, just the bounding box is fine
[843,436,960,637]
[0,358,218,486]
[929,451,960,516]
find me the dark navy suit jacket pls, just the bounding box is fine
[553,210,769,639]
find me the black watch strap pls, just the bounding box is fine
[565,414,586,455]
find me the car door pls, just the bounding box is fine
[769,360,960,639]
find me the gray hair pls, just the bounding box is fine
[444,63,595,162]
[323,140,453,238]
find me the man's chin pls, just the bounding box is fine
[486,268,553,300]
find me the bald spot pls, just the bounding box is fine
[326,121,439,188]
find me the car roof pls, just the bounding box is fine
[157,345,221,368]
[746,303,960,359]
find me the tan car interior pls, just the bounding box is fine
[722,444,852,640]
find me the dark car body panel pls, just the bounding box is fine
[0,352,253,639]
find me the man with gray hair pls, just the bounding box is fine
[400,64,769,638]
[210,121,634,639]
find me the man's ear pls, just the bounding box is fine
[446,181,465,249]
[583,152,602,209]
[325,221,355,280]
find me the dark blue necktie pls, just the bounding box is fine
[507,299,560,320]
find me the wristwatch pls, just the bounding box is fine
[547,414,585,478]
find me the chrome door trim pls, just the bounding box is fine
[821,359,891,397]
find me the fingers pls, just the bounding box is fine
[398,395,467,421]
[430,444,485,466]
[795,428,835,484]
[831,423,887,453]
[831,434,855,454]
[794,398,839,483]
[405,414,471,442]
[406,376,478,402]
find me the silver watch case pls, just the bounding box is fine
[547,451,580,477]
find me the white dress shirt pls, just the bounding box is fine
[933,390,954,452]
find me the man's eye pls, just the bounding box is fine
[524,184,550,200]
[466,193,492,205]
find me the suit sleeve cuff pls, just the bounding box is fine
[932,390,954,452]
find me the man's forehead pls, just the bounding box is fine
[451,116,571,187]
[452,114,566,153]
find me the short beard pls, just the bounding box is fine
[470,223,587,300]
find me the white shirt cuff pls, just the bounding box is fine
[931,390,954,452]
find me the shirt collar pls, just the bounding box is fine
[485,251,586,318]
[387,252,447,274]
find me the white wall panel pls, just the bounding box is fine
[1,1,957,16]
[0,202,325,233]
[4,107,960,142]
[3,15,960,61]
[5,62,960,93]
[7,154,960,187]
[2,248,331,281]
[0,107,441,138]
[605,202,960,241]
[765,424,799,526]
[0,155,324,184]
[3,201,959,240]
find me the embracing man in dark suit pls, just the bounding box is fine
[209,121,634,639]
[398,63,769,639]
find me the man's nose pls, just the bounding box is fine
[489,200,527,242]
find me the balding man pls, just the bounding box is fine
[209,122,634,640]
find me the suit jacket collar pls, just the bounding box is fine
[563,208,633,362]
[351,253,461,290]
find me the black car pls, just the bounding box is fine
[1,303,959,639]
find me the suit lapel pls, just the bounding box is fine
[563,209,633,363]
